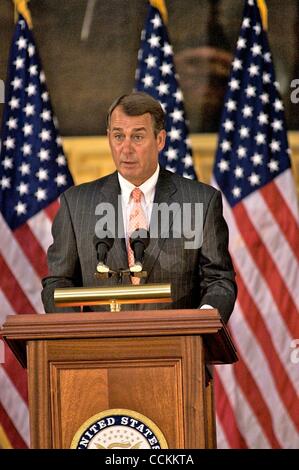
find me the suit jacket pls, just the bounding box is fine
[41,168,237,322]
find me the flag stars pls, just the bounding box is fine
[0,176,11,189]
[25,83,36,96]
[228,78,240,91]
[255,132,266,145]
[7,117,18,130]
[242,17,250,28]
[38,148,50,161]
[168,127,181,141]
[148,34,160,48]
[22,123,33,136]
[251,153,263,165]
[253,24,261,35]
[2,156,13,170]
[274,98,283,111]
[42,91,49,102]
[225,99,237,112]
[13,56,24,69]
[251,43,262,56]
[29,64,38,76]
[270,139,280,152]
[232,186,242,198]
[55,174,67,186]
[218,159,230,172]
[11,77,22,90]
[165,147,177,161]
[160,62,172,76]
[237,37,246,49]
[39,129,51,142]
[268,159,279,172]
[56,155,66,166]
[257,112,268,125]
[21,143,32,156]
[9,96,20,109]
[18,162,31,176]
[3,136,15,150]
[248,64,259,77]
[40,109,51,121]
[260,92,269,104]
[23,103,35,116]
[183,155,194,168]
[28,44,35,57]
[220,140,232,152]
[239,126,249,139]
[14,201,27,215]
[245,85,256,98]
[142,74,154,88]
[17,182,29,195]
[151,14,162,29]
[271,119,282,131]
[16,35,27,49]
[35,188,47,201]
[162,42,173,56]
[145,54,157,68]
[232,58,242,71]
[234,166,244,178]
[264,52,271,62]
[170,108,183,122]
[237,146,247,158]
[40,71,46,83]
[248,172,260,186]
[36,168,49,181]
[157,81,169,96]
[262,72,271,84]
[223,119,234,132]
[173,89,183,102]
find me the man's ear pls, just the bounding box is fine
[157,129,167,151]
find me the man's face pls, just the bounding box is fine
[108,106,166,186]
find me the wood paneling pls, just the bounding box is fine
[63,132,299,197]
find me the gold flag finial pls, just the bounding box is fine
[257,0,268,30]
[12,0,33,29]
[149,0,168,24]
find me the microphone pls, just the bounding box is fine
[93,231,114,273]
[129,228,150,273]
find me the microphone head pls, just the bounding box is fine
[129,228,150,249]
[93,231,114,250]
[129,229,150,266]
[93,231,114,266]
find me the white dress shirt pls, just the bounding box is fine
[117,164,159,242]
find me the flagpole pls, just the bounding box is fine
[12,0,33,28]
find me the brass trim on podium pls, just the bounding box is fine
[54,283,172,311]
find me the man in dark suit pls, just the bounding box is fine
[42,92,237,322]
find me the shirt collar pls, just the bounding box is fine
[117,165,160,206]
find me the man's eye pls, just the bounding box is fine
[133,135,144,142]
[114,134,123,141]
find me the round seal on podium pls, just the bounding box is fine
[70,408,168,449]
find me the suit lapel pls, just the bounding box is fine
[142,169,178,281]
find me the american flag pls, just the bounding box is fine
[213,0,299,448]
[135,1,196,179]
[0,15,73,448]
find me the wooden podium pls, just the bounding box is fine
[2,308,237,449]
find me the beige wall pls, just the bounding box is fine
[63,132,299,196]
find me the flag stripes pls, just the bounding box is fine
[233,202,299,331]
[0,403,27,449]
[234,269,299,429]
[14,224,48,278]
[0,369,29,446]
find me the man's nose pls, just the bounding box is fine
[122,137,133,153]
